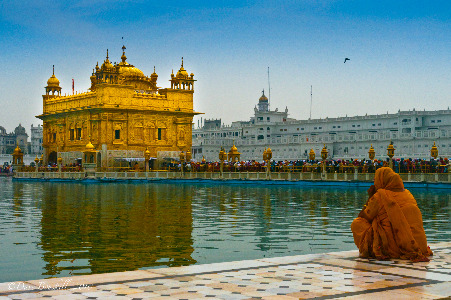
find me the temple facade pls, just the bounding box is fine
[37,46,199,168]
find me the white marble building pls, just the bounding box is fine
[30,124,43,155]
[192,92,451,161]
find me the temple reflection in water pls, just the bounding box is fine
[37,183,196,276]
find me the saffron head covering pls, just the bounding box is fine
[374,167,404,192]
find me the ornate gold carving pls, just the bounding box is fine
[38,50,200,164]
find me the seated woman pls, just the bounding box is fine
[351,167,433,261]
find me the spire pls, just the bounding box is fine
[121,45,127,63]
[151,66,158,81]
[106,49,109,60]
[181,57,184,68]
[52,65,55,75]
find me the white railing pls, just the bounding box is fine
[13,171,451,183]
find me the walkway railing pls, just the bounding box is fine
[13,170,451,183]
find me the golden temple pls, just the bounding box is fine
[37,46,200,168]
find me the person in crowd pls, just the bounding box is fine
[351,167,433,261]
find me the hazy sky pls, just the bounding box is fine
[0,0,450,133]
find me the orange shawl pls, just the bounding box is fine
[351,167,432,261]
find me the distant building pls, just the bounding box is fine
[31,124,43,155]
[14,124,29,154]
[0,124,29,155]
[203,119,222,130]
[192,91,451,161]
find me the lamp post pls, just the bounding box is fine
[430,141,438,159]
[12,146,24,173]
[368,144,375,161]
[321,144,328,174]
[144,147,151,172]
[186,150,192,161]
[309,148,315,161]
[34,156,40,174]
[201,156,206,172]
[265,147,272,176]
[57,156,62,174]
[179,151,185,177]
[83,141,97,178]
[219,147,227,176]
[186,149,192,173]
[387,140,395,169]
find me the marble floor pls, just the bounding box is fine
[1,242,450,300]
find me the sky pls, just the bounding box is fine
[0,0,450,133]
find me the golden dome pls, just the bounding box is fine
[101,49,114,70]
[177,68,188,78]
[47,65,60,86]
[101,60,114,70]
[116,45,145,78]
[119,65,145,77]
[230,143,239,153]
[13,146,22,155]
[47,74,60,86]
[176,57,189,78]
[85,141,95,151]
[259,90,268,102]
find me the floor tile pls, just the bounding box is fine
[1,242,449,300]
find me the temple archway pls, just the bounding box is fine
[48,151,57,165]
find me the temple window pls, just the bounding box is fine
[52,133,56,142]
[76,128,82,140]
[115,130,121,140]
[70,129,75,141]
[158,128,162,140]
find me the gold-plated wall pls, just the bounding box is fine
[38,50,199,165]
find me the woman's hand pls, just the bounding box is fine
[358,186,376,220]
[367,185,377,198]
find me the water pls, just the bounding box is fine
[0,177,449,283]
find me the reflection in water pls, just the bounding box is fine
[0,177,449,282]
[38,183,195,277]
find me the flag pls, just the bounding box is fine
[72,79,74,94]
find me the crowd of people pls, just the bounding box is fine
[15,162,83,172]
[168,157,449,174]
[0,164,13,174]
[7,157,450,174]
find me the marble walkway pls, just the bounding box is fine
[1,242,450,300]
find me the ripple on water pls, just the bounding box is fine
[0,178,449,282]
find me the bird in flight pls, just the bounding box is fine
[344,58,350,63]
